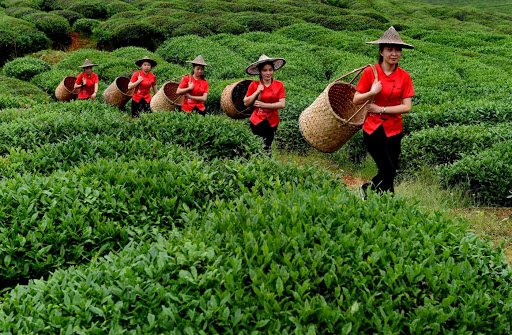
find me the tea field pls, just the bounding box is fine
[0,0,511,333]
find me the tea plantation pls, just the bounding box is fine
[0,0,511,333]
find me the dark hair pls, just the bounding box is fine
[378,44,402,63]
[257,61,275,80]
[191,64,205,79]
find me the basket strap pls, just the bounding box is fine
[342,64,378,124]
[333,65,366,83]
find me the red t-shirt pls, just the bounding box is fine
[75,72,98,100]
[246,80,286,127]
[355,64,414,137]
[130,70,156,103]
[178,75,209,112]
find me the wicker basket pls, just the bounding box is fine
[221,79,253,119]
[102,76,134,109]
[150,81,183,112]
[55,76,78,101]
[299,65,375,153]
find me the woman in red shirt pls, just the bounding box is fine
[176,55,209,116]
[128,56,158,118]
[243,54,286,155]
[74,59,99,100]
[353,27,415,198]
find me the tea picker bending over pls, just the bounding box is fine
[243,54,286,155]
[353,26,415,199]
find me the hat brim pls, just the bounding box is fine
[186,61,208,66]
[79,64,98,68]
[366,41,414,49]
[135,59,157,67]
[245,58,286,75]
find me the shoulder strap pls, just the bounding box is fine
[369,64,378,81]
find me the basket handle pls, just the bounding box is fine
[341,64,378,124]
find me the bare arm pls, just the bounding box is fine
[152,83,158,95]
[186,92,208,102]
[243,83,264,106]
[366,97,412,115]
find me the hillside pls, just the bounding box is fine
[0,0,511,333]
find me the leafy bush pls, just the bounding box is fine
[171,22,213,37]
[2,182,511,333]
[94,19,165,51]
[49,9,80,25]
[0,75,49,101]
[22,12,71,48]
[1,0,43,8]
[4,5,39,17]
[2,56,50,81]
[401,122,512,171]
[275,120,310,155]
[0,15,49,64]
[67,1,108,19]
[0,95,36,110]
[440,140,512,206]
[71,18,100,36]
[31,69,75,97]
[105,0,136,17]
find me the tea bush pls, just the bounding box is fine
[0,75,49,102]
[71,18,100,36]
[49,9,79,25]
[2,182,511,333]
[67,1,108,19]
[22,12,71,48]
[0,15,49,65]
[3,5,39,17]
[401,122,512,170]
[440,140,512,206]
[31,69,75,96]
[94,19,165,51]
[2,56,50,81]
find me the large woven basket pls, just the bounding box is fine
[150,81,183,112]
[55,76,78,101]
[299,65,374,153]
[221,79,253,119]
[103,76,134,109]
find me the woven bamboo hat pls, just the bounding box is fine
[79,59,98,68]
[186,55,208,66]
[245,54,286,75]
[135,56,157,67]
[366,26,414,49]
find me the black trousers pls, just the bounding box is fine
[131,99,152,118]
[182,106,207,116]
[363,125,402,193]
[250,119,277,153]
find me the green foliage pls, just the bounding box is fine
[71,18,100,36]
[440,140,512,206]
[2,56,50,81]
[0,75,49,102]
[275,120,310,155]
[48,9,80,25]
[1,0,43,8]
[4,5,39,17]
[94,19,166,51]
[401,122,512,170]
[22,12,71,47]
[31,69,75,97]
[67,1,108,19]
[0,14,49,64]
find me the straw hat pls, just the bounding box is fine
[366,26,414,49]
[245,54,286,75]
[186,55,208,66]
[79,59,98,68]
[135,56,157,67]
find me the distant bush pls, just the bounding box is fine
[49,9,80,25]
[23,12,71,48]
[68,1,108,19]
[229,12,293,32]
[306,14,383,31]
[94,19,165,51]
[0,95,36,109]
[4,6,39,18]
[171,22,213,37]
[2,0,43,8]
[31,69,75,97]
[105,0,136,17]
[2,56,51,81]
[72,18,100,36]
[440,140,512,207]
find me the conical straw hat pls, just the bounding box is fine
[245,54,286,75]
[186,55,208,66]
[79,59,98,68]
[135,56,157,67]
[366,26,414,49]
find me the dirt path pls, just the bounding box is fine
[68,32,96,51]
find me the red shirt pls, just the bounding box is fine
[178,75,209,112]
[130,70,156,103]
[75,72,98,100]
[246,80,285,127]
[355,64,414,137]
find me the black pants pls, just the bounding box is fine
[182,106,207,116]
[363,125,402,193]
[250,119,277,153]
[131,99,152,118]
